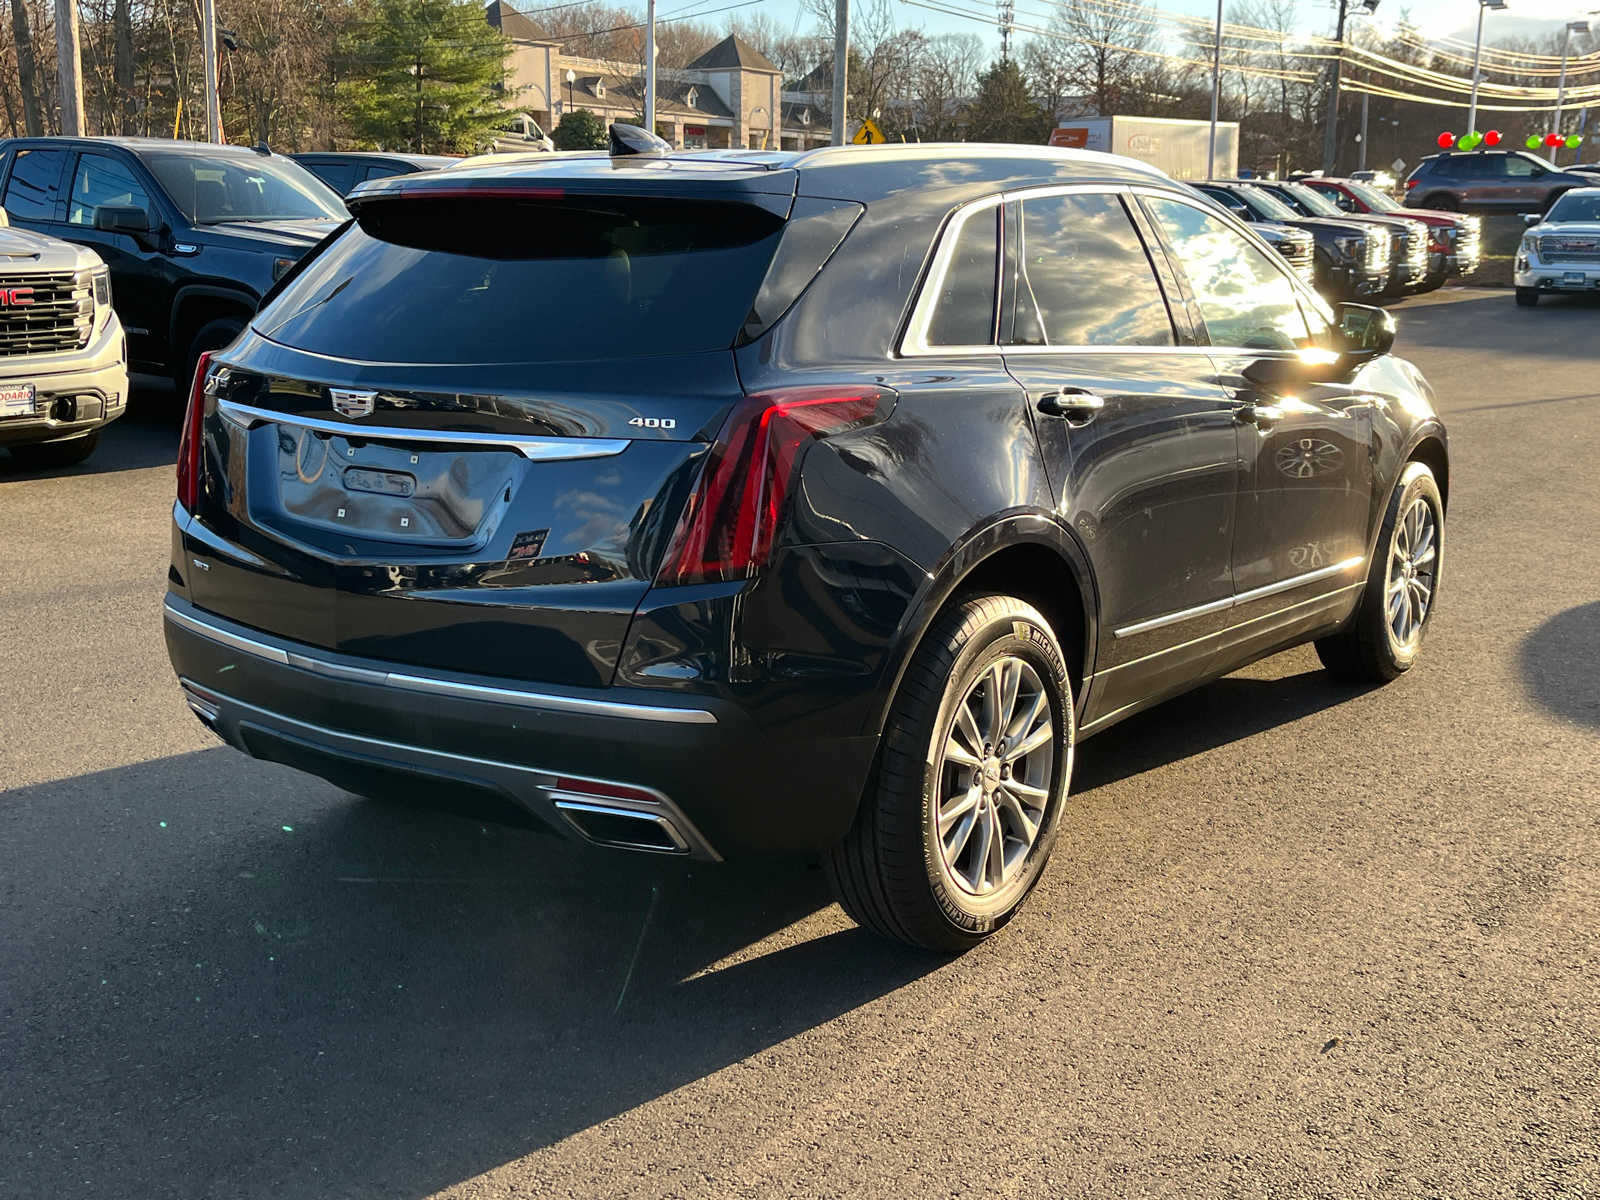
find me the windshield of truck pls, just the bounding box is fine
[145,151,348,223]
[1238,187,1299,222]
[256,194,786,364]
[1545,192,1600,223]
[1280,183,1344,218]
[1342,181,1405,214]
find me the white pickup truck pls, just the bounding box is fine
[0,207,128,468]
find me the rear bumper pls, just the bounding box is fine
[163,595,878,857]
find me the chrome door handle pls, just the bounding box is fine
[1236,402,1284,427]
[1037,388,1106,418]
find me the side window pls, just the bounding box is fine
[925,205,998,347]
[1006,192,1172,347]
[1197,186,1251,220]
[1142,197,1311,351]
[1502,155,1536,178]
[305,161,356,194]
[362,164,409,182]
[1300,298,1338,350]
[3,148,69,221]
[1451,156,1494,178]
[68,154,153,226]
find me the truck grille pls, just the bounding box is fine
[1539,234,1600,263]
[1453,221,1481,266]
[1276,238,1315,283]
[1402,226,1429,277]
[0,271,94,357]
[1364,228,1391,273]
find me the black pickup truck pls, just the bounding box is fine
[0,137,347,387]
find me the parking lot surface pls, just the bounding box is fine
[2,288,1596,1198]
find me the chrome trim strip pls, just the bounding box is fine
[1113,556,1365,639]
[165,603,290,663]
[552,799,691,854]
[164,600,718,725]
[217,399,630,462]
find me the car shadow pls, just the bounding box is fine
[0,748,940,1198]
[0,375,179,479]
[1520,600,1600,729]
[1073,658,1375,791]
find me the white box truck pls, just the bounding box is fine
[1049,116,1239,181]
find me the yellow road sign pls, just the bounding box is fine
[852,118,887,145]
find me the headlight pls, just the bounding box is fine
[1522,234,1539,256]
[1334,235,1364,259]
[92,265,112,327]
[1465,215,1481,234]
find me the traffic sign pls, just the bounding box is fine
[852,118,887,145]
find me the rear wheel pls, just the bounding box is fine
[1424,195,1460,212]
[181,318,244,390]
[1515,287,1539,307]
[7,431,99,469]
[824,593,1073,952]
[1316,462,1444,683]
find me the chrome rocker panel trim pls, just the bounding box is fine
[1113,557,1366,639]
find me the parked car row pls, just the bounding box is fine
[162,134,1451,951]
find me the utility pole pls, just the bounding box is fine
[997,0,1014,62]
[54,0,84,135]
[201,0,223,142]
[644,0,656,135]
[831,0,848,146]
[1358,91,1369,171]
[1320,0,1348,174]
[1553,21,1590,160]
[1465,0,1506,140]
[1207,0,1223,178]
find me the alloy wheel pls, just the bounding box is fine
[1386,496,1438,647]
[936,656,1056,897]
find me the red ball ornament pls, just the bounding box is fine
[1484,130,1501,146]
[1545,133,1563,147]
[1437,132,1455,148]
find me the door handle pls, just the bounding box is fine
[1037,388,1106,418]
[1235,402,1284,427]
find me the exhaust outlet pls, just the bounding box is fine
[548,776,692,854]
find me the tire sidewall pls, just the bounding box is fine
[1375,463,1444,671]
[917,602,1073,937]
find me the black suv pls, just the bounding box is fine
[290,151,457,197]
[163,139,1450,951]
[1404,151,1592,214]
[0,138,348,386]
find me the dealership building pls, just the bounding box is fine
[487,5,834,152]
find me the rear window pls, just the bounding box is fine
[256,195,785,364]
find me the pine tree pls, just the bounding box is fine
[339,0,511,153]
[967,59,1046,144]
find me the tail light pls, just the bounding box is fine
[1406,178,1419,189]
[655,386,894,587]
[176,351,212,513]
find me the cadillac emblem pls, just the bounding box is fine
[330,388,377,419]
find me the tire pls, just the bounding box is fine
[180,318,244,391]
[1316,461,1444,683]
[824,593,1074,952]
[1515,288,1539,307]
[1424,194,1460,212]
[7,430,99,468]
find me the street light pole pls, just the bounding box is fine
[831,0,849,146]
[644,0,656,136]
[201,0,223,142]
[1207,0,1223,179]
[1320,0,1349,174]
[1465,0,1507,139]
[1553,20,1590,159]
[1358,91,1369,171]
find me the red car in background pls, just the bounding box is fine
[1298,177,1480,287]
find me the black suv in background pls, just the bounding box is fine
[165,139,1450,951]
[1404,151,1592,214]
[291,151,457,197]
[0,138,348,386]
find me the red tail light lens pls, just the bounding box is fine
[176,351,212,513]
[1406,178,1419,189]
[655,386,894,587]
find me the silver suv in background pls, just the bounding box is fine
[1516,187,1600,305]
[1404,151,1592,214]
[0,207,127,468]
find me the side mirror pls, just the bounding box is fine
[1336,195,1355,211]
[1530,167,1548,179]
[1523,212,1542,226]
[94,205,152,234]
[1335,302,1395,357]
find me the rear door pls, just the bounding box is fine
[996,187,1239,723]
[183,184,793,689]
[1,146,70,232]
[1140,194,1376,644]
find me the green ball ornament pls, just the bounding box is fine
[1460,132,1480,150]
[1527,135,1543,149]
[1566,135,1583,149]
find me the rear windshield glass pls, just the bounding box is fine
[256,195,786,364]
[144,151,347,223]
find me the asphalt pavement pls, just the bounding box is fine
[2,289,1597,1199]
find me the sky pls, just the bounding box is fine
[723,0,1597,63]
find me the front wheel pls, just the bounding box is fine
[181,318,244,391]
[1515,288,1539,307]
[824,593,1074,952]
[7,431,99,469]
[1316,461,1444,683]
[1424,195,1460,212]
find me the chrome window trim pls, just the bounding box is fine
[164,600,718,724]
[899,193,1005,358]
[1113,556,1365,639]
[217,398,630,462]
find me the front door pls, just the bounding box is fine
[60,151,173,369]
[996,188,1239,725]
[1139,194,1376,650]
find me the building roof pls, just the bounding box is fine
[685,34,780,74]
[484,0,555,45]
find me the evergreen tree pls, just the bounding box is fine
[339,0,511,153]
[552,109,609,150]
[967,58,1046,144]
